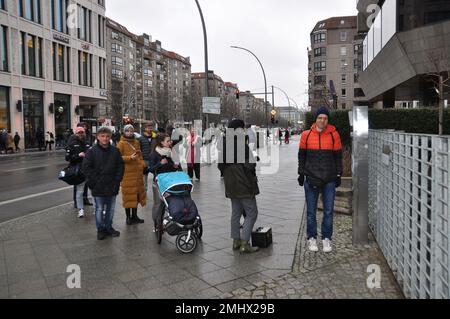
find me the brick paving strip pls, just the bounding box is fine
[224,207,405,299]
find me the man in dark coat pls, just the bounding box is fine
[82,127,124,240]
[218,119,260,254]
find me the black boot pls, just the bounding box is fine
[125,209,133,225]
[132,208,144,224]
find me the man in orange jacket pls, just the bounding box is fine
[298,106,342,253]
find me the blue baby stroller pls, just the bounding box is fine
[155,171,203,253]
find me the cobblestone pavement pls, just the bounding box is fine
[224,209,405,299]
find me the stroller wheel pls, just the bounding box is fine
[195,218,203,240]
[154,222,163,245]
[176,230,198,254]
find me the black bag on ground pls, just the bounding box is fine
[166,195,198,223]
[58,164,85,185]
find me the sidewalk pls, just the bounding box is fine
[0,138,303,299]
[224,209,404,299]
[0,136,404,299]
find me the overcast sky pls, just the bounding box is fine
[106,0,357,109]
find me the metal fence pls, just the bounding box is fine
[369,130,450,299]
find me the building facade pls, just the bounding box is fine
[308,16,365,112]
[105,18,138,127]
[357,0,450,108]
[105,20,191,129]
[0,0,107,149]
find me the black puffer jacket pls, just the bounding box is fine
[82,144,124,197]
[148,150,179,181]
[65,136,91,165]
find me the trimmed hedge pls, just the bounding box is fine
[305,108,450,146]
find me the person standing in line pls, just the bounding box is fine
[117,124,147,225]
[184,128,202,181]
[138,123,157,193]
[218,119,260,254]
[298,106,342,253]
[83,127,124,241]
[148,133,180,232]
[66,127,91,218]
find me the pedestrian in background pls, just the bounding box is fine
[13,132,20,152]
[184,128,202,181]
[218,119,260,254]
[117,124,147,225]
[298,106,342,253]
[66,127,91,218]
[83,127,124,241]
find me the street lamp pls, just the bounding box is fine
[230,46,268,129]
[194,0,209,128]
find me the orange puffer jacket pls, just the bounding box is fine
[298,124,343,183]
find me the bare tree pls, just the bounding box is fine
[309,71,337,110]
[427,50,450,135]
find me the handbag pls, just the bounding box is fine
[306,175,325,189]
[58,163,85,185]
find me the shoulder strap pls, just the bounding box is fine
[124,141,136,152]
[305,130,313,151]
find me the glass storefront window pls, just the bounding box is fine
[54,93,70,147]
[23,89,44,149]
[0,86,10,131]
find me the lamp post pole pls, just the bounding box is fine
[230,46,268,129]
[195,0,209,130]
[272,86,291,127]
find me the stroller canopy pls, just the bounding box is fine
[157,171,193,196]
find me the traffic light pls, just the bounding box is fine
[236,90,240,100]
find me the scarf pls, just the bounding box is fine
[156,146,172,158]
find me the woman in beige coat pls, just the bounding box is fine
[117,125,147,225]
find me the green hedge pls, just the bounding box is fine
[305,108,450,146]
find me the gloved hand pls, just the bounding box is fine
[298,174,305,187]
[336,175,342,188]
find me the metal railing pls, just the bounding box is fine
[369,130,450,299]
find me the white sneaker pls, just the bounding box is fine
[78,209,85,218]
[323,239,333,253]
[308,238,319,252]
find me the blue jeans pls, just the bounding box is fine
[94,196,116,232]
[304,180,336,240]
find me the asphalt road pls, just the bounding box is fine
[0,151,74,223]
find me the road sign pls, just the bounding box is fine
[203,97,221,115]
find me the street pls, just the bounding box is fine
[0,152,71,223]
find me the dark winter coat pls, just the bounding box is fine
[298,124,343,184]
[218,133,259,199]
[65,136,91,165]
[82,144,125,197]
[137,133,152,161]
[148,150,179,180]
